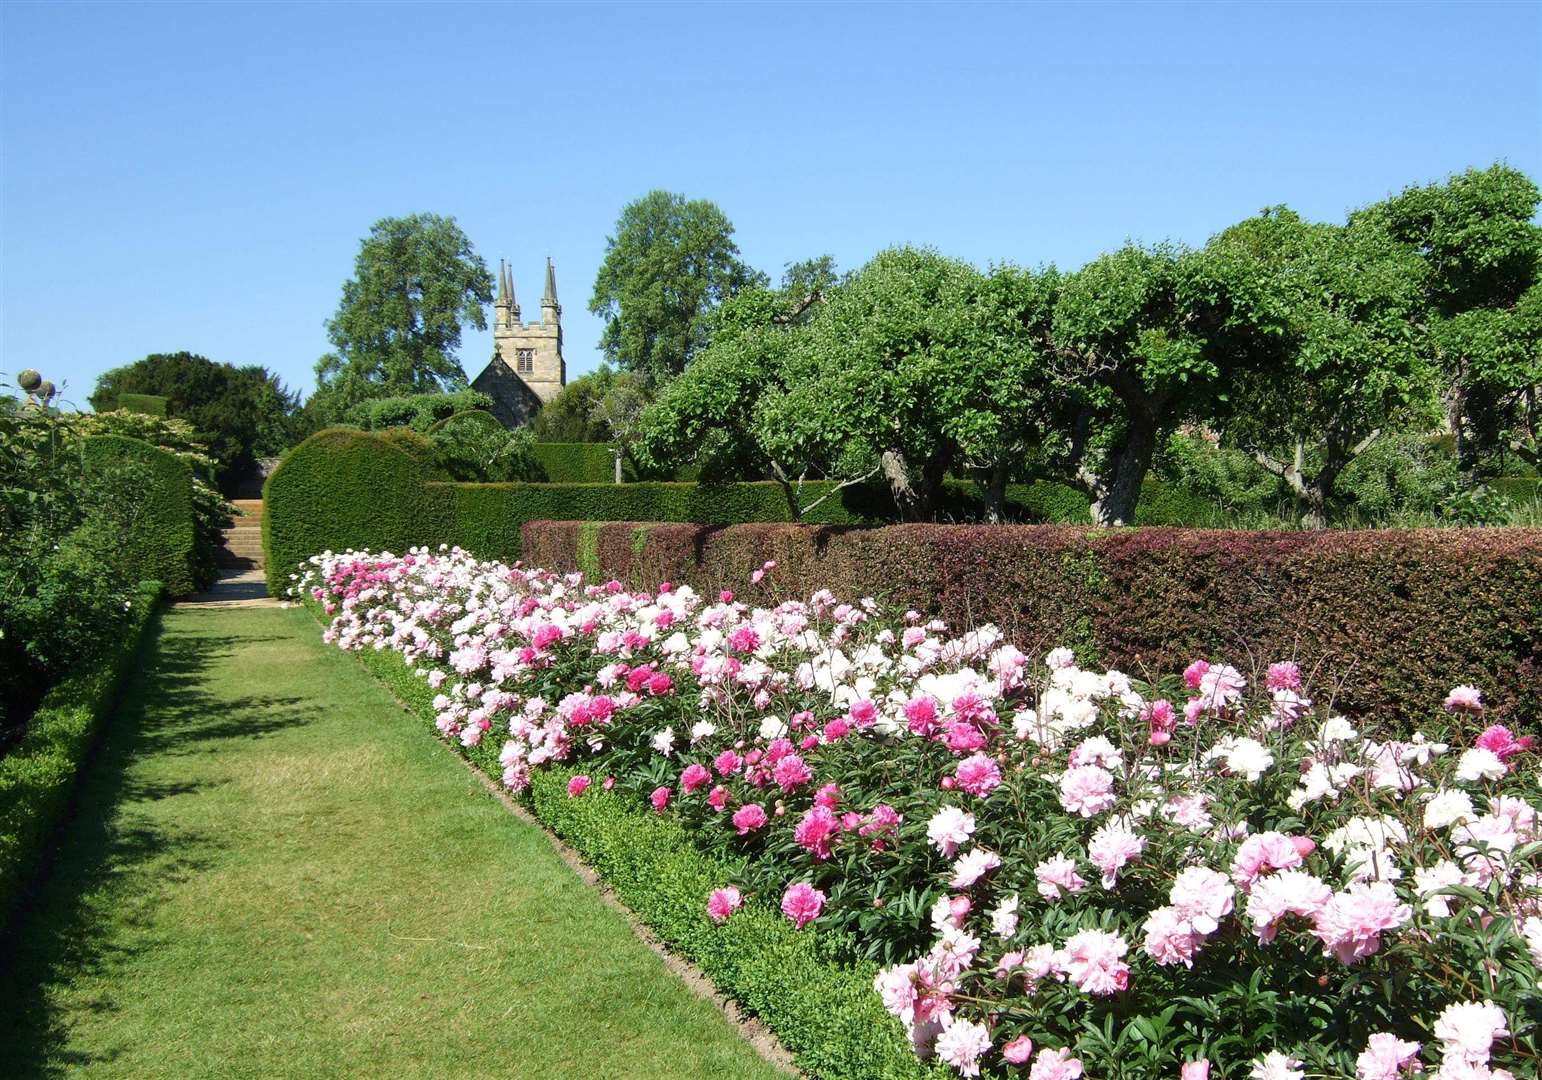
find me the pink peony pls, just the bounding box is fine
[1003,1035,1034,1064]
[773,753,812,791]
[1444,685,1484,713]
[950,848,1002,888]
[707,785,730,812]
[1183,659,1210,688]
[1087,821,1146,888]
[680,763,712,794]
[1231,831,1307,892]
[707,886,743,924]
[781,881,825,929]
[649,785,671,812]
[1355,1032,1422,1080]
[1246,869,1333,943]
[1059,765,1117,818]
[732,803,768,835]
[1312,880,1413,964]
[1432,1000,1508,1066]
[1475,724,1534,761]
[1169,866,1234,934]
[1058,928,1130,995]
[935,1016,992,1077]
[1030,1047,1085,1080]
[955,753,1003,797]
[814,782,842,809]
[714,749,744,776]
[927,806,977,858]
[1182,1062,1211,1080]
[1035,853,1087,900]
[1266,661,1302,692]
[794,805,841,861]
[1142,904,1205,967]
[566,774,591,797]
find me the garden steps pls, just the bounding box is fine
[188,499,274,606]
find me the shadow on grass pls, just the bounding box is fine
[0,612,322,1077]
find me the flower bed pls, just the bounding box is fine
[297,547,1540,1080]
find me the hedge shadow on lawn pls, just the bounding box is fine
[0,617,318,1077]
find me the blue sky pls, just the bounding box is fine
[2,1,1539,406]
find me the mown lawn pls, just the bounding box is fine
[0,605,789,1080]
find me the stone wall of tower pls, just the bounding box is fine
[492,316,564,405]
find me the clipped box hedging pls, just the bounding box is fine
[332,609,936,1080]
[262,428,427,593]
[82,434,196,595]
[523,519,1542,723]
[0,581,161,922]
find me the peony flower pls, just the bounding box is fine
[794,805,841,861]
[566,774,591,797]
[1003,1034,1034,1064]
[1475,724,1533,761]
[927,806,977,858]
[1432,1000,1508,1066]
[773,753,813,791]
[1312,880,1412,964]
[680,763,712,794]
[649,786,671,812]
[781,882,825,929]
[1058,927,1130,995]
[1231,831,1306,892]
[732,803,768,835]
[1087,820,1146,888]
[1029,1046,1084,1080]
[1169,866,1234,934]
[1035,853,1087,900]
[1182,1061,1211,1080]
[707,886,743,924]
[989,894,1020,938]
[951,848,1002,889]
[1425,789,1478,830]
[1356,1032,1422,1080]
[1059,765,1117,817]
[1247,869,1333,942]
[1266,661,1301,692]
[955,753,1003,797]
[935,1016,992,1077]
[1142,904,1205,967]
[1456,748,1506,784]
[1444,685,1483,713]
[1250,1052,1304,1080]
[652,727,677,756]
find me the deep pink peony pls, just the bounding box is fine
[732,803,768,835]
[955,753,1003,797]
[707,885,743,924]
[680,763,712,794]
[781,882,825,929]
[794,805,841,861]
[649,785,671,812]
[773,753,813,791]
[566,774,592,797]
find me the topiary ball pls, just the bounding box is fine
[17,368,42,393]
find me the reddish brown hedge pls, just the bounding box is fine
[523,520,1542,723]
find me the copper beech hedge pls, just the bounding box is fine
[521,520,1542,724]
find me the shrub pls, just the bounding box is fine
[261,428,427,593]
[529,442,622,483]
[522,520,1542,722]
[116,393,168,417]
[81,434,196,595]
[0,581,160,921]
[428,411,536,482]
[300,550,1540,1080]
[346,389,495,432]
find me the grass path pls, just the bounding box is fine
[0,605,789,1080]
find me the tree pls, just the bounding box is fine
[314,213,493,422]
[89,352,299,491]
[589,191,766,384]
[1051,243,1269,526]
[532,366,630,442]
[1212,209,1437,528]
[1353,165,1542,474]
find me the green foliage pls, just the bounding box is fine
[80,435,196,595]
[0,582,159,921]
[89,351,300,491]
[261,428,428,592]
[428,411,535,482]
[531,365,652,444]
[530,442,621,483]
[116,393,167,417]
[312,213,493,423]
[590,191,767,383]
[345,388,495,432]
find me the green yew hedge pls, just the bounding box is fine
[82,434,196,595]
[0,581,162,922]
[529,442,622,483]
[115,393,168,417]
[522,519,1542,724]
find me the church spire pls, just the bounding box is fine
[542,257,560,323]
[497,260,520,325]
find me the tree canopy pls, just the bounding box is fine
[311,213,493,424]
[589,191,766,384]
[89,351,299,491]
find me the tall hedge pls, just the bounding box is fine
[116,393,168,417]
[81,434,195,595]
[529,443,621,483]
[522,520,1542,723]
[261,428,427,593]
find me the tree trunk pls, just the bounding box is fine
[979,461,1009,524]
[613,448,623,485]
[882,451,925,521]
[1092,412,1158,526]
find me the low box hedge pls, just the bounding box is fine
[332,609,937,1080]
[522,519,1542,723]
[82,434,195,595]
[0,580,162,922]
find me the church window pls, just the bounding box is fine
[516,348,535,374]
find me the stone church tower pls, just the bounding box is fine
[471,258,567,428]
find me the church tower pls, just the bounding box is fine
[475,257,567,427]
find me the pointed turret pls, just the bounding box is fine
[541,257,560,324]
[496,260,520,326]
